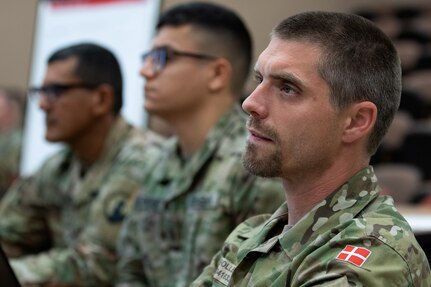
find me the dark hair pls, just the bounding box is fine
[273,11,402,155]
[48,43,123,115]
[157,2,252,96]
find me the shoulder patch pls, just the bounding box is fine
[336,245,371,267]
[104,192,128,223]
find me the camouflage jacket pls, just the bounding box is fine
[116,105,285,287]
[0,128,22,197]
[0,117,162,286]
[191,166,431,286]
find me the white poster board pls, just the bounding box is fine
[21,0,161,176]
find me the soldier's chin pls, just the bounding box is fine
[242,149,264,176]
[242,146,281,178]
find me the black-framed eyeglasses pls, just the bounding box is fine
[141,46,218,74]
[28,83,99,102]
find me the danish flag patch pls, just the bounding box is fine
[336,245,371,267]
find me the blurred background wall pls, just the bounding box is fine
[0,0,429,91]
[0,0,37,89]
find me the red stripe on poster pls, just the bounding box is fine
[51,0,145,9]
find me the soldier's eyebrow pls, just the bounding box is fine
[254,63,304,92]
[270,72,304,92]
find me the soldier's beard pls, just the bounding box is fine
[242,118,283,178]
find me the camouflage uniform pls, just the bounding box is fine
[191,166,431,286]
[0,128,22,197]
[116,105,285,287]
[0,116,162,286]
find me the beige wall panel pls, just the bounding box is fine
[0,0,37,89]
[0,0,429,90]
[161,0,430,63]
[161,0,429,92]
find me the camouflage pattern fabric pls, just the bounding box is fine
[0,116,163,286]
[116,105,285,287]
[191,166,431,286]
[0,128,22,197]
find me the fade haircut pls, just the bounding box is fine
[48,43,123,115]
[157,2,253,96]
[273,11,402,155]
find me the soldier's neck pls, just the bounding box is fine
[69,116,115,167]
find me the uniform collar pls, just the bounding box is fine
[237,166,381,261]
[279,166,380,257]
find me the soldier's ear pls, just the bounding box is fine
[207,58,231,92]
[342,101,377,144]
[92,84,114,116]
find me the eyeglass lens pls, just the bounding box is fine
[142,47,168,74]
[29,86,64,101]
[29,84,97,102]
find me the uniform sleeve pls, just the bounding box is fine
[4,152,154,286]
[189,250,222,287]
[0,131,21,197]
[294,237,420,287]
[8,169,142,286]
[0,176,52,257]
[306,277,350,286]
[115,212,149,287]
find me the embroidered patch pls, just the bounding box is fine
[213,257,237,286]
[336,245,371,267]
[104,193,128,223]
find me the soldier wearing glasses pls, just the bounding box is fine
[0,43,162,286]
[116,3,284,287]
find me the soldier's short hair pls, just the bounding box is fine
[157,2,253,96]
[48,43,123,115]
[273,11,401,155]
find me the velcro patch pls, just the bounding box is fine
[104,192,128,223]
[213,257,237,286]
[336,245,371,267]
